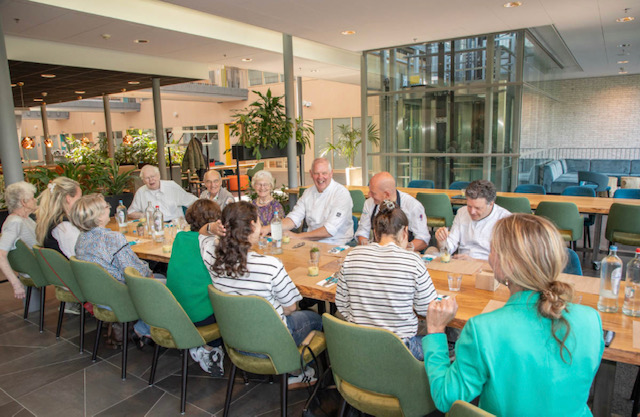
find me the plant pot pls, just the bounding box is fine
[104,193,134,217]
[345,167,363,186]
[232,143,303,161]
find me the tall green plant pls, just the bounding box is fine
[230,89,313,159]
[321,123,380,167]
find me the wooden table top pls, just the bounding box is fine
[287,186,640,215]
[108,220,639,365]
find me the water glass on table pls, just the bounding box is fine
[447,273,462,292]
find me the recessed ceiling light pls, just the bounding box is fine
[41,74,56,78]
[503,1,522,7]
[341,30,356,35]
[10,83,16,87]
[241,58,252,62]
[101,33,111,40]
[617,8,635,23]
[33,98,43,102]
[618,60,629,64]
[134,39,149,44]
[77,96,83,100]
[128,81,140,85]
[619,70,628,74]
[310,69,318,73]
[618,43,632,48]
[74,90,85,94]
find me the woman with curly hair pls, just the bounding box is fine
[424,214,604,416]
[202,201,322,388]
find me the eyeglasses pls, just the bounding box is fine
[255,183,271,189]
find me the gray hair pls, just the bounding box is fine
[466,180,497,203]
[5,181,36,213]
[140,165,160,179]
[251,170,274,189]
[311,157,332,172]
[69,194,106,232]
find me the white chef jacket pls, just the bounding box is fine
[129,180,198,221]
[287,179,354,245]
[355,190,430,244]
[445,203,511,260]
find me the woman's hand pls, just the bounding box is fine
[11,281,26,299]
[208,220,226,237]
[427,297,458,334]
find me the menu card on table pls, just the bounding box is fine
[427,258,486,276]
[557,274,600,295]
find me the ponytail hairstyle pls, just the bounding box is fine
[490,214,574,362]
[35,176,81,244]
[212,201,257,279]
[372,200,408,244]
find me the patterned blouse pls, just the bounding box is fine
[252,199,284,226]
[75,227,151,283]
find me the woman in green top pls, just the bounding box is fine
[166,199,225,375]
[424,214,604,416]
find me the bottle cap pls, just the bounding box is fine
[636,248,640,253]
[119,200,123,204]
[610,245,618,251]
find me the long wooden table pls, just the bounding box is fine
[288,185,640,266]
[112,220,635,416]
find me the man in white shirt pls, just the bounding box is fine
[262,158,354,245]
[434,179,511,260]
[128,165,198,221]
[356,172,430,252]
[200,170,235,210]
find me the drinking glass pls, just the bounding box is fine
[447,273,462,291]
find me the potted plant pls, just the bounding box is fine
[229,89,313,160]
[321,123,380,185]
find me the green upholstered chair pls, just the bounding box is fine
[534,202,583,249]
[416,192,454,229]
[446,400,495,417]
[298,186,307,197]
[247,161,264,180]
[349,189,366,220]
[125,268,220,414]
[70,257,139,380]
[605,203,640,247]
[8,240,48,332]
[495,196,532,214]
[207,285,326,417]
[322,314,436,417]
[34,246,87,353]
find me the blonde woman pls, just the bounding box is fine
[36,176,82,258]
[250,170,283,225]
[0,181,37,299]
[424,214,603,416]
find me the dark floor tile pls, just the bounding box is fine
[0,399,28,416]
[94,386,165,417]
[0,339,86,376]
[225,380,310,416]
[0,345,43,367]
[146,391,212,417]
[14,408,36,417]
[0,311,33,334]
[110,345,180,381]
[0,389,12,407]
[255,398,306,417]
[0,321,59,349]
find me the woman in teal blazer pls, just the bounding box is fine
[424,214,604,416]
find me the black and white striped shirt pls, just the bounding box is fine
[200,236,302,323]
[335,243,437,339]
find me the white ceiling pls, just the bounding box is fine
[1,0,638,86]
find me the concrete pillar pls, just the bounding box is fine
[0,18,24,184]
[283,34,297,188]
[152,78,167,179]
[296,76,304,185]
[103,94,115,159]
[40,103,53,165]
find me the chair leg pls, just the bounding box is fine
[39,287,46,333]
[180,349,189,414]
[280,373,288,417]
[338,398,348,417]
[79,307,85,354]
[56,301,65,339]
[121,322,129,380]
[149,343,161,386]
[23,286,32,319]
[223,363,237,417]
[92,320,103,362]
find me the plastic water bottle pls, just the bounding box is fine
[271,211,283,255]
[623,248,640,317]
[145,202,154,235]
[116,200,127,228]
[152,206,164,242]
[598,246,623,313]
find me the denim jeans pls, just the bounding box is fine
[404,335,425,361]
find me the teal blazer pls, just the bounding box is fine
[424,290,604,416]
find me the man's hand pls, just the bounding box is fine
[453,253,472,260]
[435,227,449,243]
[427,297,458,334]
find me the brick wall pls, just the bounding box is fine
[521,74,640,151]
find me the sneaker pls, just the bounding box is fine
[189,346,205,363]
[64,303,82,315]
[189,346,210,372]
[209,347,225,376]
[287,366,316,390]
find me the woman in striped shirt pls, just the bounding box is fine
[335,200,438,360]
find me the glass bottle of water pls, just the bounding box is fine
[271,211,283,255]
[145,202,154,235]
[623,248,640,317]
[598,246,623,313]
[152,206,164,242]
[116,200,127,228]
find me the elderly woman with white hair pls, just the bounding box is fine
[251,170,284,225]
[0,181,38,299]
